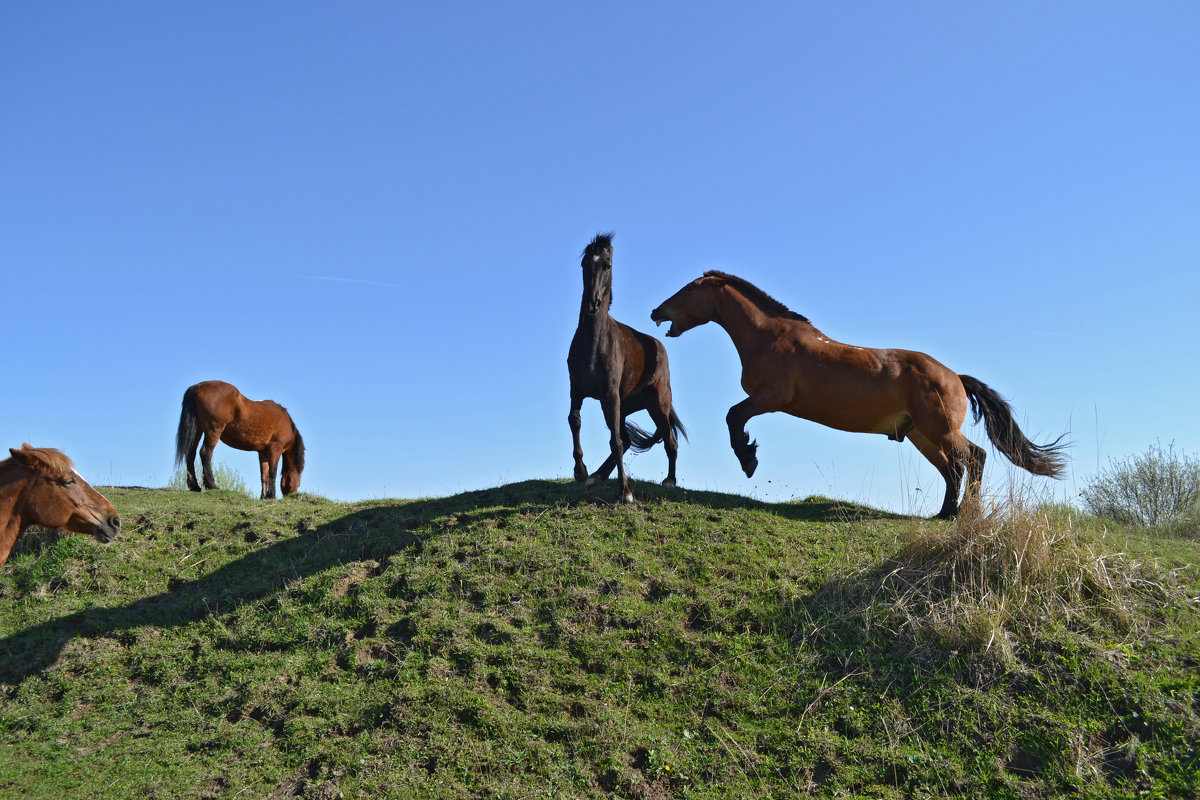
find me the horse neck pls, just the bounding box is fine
[0,470,28,563]
[576,281,616,340]
[711,286,780,361]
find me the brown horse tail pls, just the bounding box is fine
[625,409,688,454]
[959,375,1067,478]
[174,384,200,468]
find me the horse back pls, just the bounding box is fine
[749,327,967,430]
[191,381,294,453]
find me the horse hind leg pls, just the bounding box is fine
[184,432,203,492]
[646,402,679,487]
[908,431,966,520]
[199,431,221,490]
[961,441,987,509]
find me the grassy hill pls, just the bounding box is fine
[1,482,1197,799]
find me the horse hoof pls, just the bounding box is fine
[742,458,758,478]
[620,492,635,504]
[585,475,600,488]
[662,478,676,488]
[574,465,588,482]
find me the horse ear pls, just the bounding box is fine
[10,446,36,467]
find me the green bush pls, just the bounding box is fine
[167,461,252,496]
[1081,442,1200,536]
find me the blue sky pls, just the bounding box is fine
[4,3,1197,514]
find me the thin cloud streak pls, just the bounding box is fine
[300,275,404,290]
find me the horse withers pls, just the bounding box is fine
[0,444,121,570]
[568,233,686,503]
[174,380,306,499]
[651,271,1066,519]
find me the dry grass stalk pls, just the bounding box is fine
[822,489,1180,666]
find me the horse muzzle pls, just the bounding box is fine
[93,514,121,543]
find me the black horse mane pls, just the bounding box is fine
[289,427,306,472]
[271,402,305,472]
[582,231,614,258]
[703,270,809,323]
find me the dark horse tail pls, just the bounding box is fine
[625,409,688,454]
[174,384,200,468]
[959,375,1066,478]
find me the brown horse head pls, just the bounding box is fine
[651,270,808,338]
[280,429,305,496]
[579,232,614,318]
[5,444,121,543]
[651,273,719,338]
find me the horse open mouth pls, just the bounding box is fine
[650,309,679,337]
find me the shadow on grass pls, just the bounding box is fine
[0,478,902,685]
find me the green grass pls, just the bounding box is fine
[1,482,1197,799]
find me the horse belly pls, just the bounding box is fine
[782,368,910,435]
[788,398,906,436]
[219,419,272,453]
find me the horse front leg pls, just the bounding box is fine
[568,392,587,482]
[588,418,632,484]
[726,395,777,478]
[259,453,278,500]
[597,393,633,503]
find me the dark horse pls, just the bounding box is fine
[568,233,686,503]
[651,271,1066,518]
[175,380,306,499]
[0,444,121,570]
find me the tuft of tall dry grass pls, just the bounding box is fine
[813,491,1184,669]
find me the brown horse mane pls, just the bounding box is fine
[2,445,75,478]
[703,270,810,323]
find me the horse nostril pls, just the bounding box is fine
[110,515,122,530]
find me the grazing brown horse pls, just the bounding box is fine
[651,271,1066,518]
[0,444,121,570]
[568,233,686,503]
[175,380,306,499]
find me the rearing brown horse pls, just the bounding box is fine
[175,380,306,499]
[568,233,686,503]
[651,271,1065,518]
[0,444,121,570]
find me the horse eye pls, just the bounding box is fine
[58,477,76,487]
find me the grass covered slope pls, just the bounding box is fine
[1,482,1197,799]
